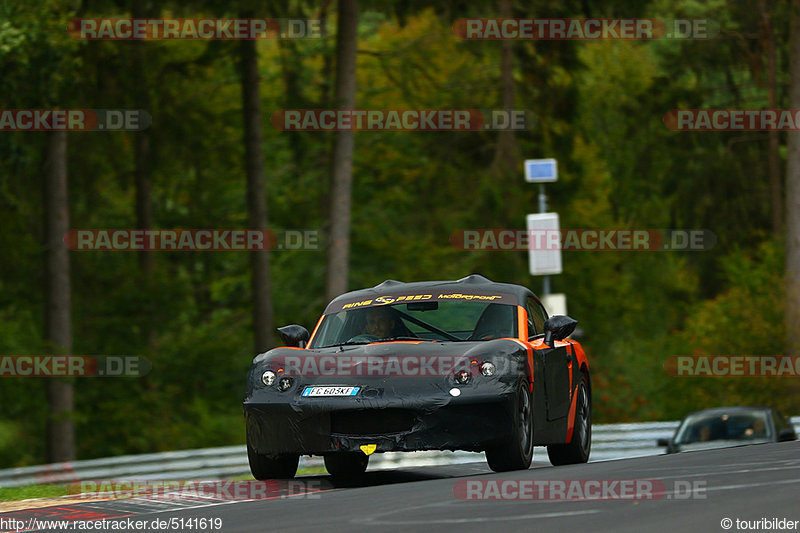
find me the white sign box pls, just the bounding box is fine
[541,293,567,317]
[527,212,562,276]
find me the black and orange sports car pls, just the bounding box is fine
[244,275,591,479]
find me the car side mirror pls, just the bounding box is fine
[543,315,578,347]
[778,429,797,442]
[656,438,670,447]
[277,324,310,348]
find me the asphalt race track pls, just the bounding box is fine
[5,442,799,533]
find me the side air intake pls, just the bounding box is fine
[373,279,404,288]
[456,274,492,284]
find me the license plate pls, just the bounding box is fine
[301,386,360,397]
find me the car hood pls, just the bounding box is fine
[253,338,524,367]
[674,438,773,452]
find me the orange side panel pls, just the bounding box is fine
[565,378,578,442]
[565,339,590,371]
[517,306,528,340]
[562,340,589,443]
[515,307,534,391]
[530,337,582,442]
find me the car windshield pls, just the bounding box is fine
[310,301,518,347]
[674,410,772,444]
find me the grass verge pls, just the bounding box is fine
[0,484,69,502]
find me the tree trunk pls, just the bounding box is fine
[278,39,305,169]
[761,0,783,233]
[326,0,358,301]
[132,0,156,349]
[43,131,75,462]
[133,0,154,276]
[318,0,334,109]
[491,0,518,175]
[786,0,800,352]
[240,37,274,352]
[318,0,334,219]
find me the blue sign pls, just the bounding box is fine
[525,159,558,183]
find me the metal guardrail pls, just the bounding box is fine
[1,418,797,488]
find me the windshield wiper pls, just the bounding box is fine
[321,336,436,348]
[320,340,371,348]
[374,336,434,342]
[393,309,461,342]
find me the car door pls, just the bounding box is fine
[527,298,571,422]
[541,345,571,421]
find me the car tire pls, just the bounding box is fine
[324,452,369,480]
[486,381,534,472]
[247,443,299,479]
[547,373,591,466]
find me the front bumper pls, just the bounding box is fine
[244,390,514,455]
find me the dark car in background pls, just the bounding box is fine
[244,275,591,479]
[657,406,797,454]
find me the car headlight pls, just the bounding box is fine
[480,362,496,376]
[455,370,471,384]
[277,377,293,391]
[261,370,276,386]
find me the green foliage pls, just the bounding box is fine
[663,240,797,418]
[0,0,795,466]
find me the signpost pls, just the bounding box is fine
[525,159,566,315]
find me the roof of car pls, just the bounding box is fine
[684,406,771,418]
[323,274,536,314]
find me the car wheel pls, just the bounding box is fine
[486,381,534,472]
[547,373,591,466]
[324,452,369,480]
[247,443,299,479]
